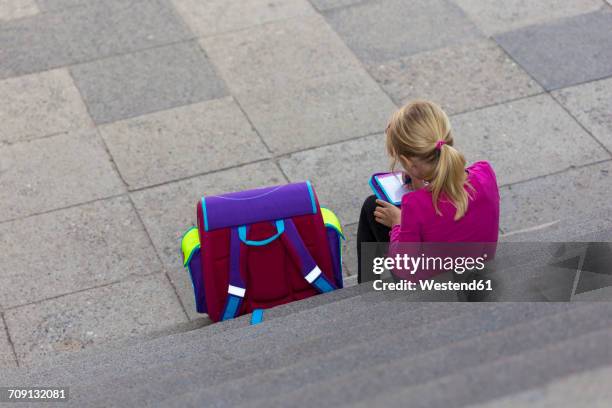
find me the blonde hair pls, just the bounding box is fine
[386,100,471,220]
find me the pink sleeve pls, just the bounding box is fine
[390,196,422,243]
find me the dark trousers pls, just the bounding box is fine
[357,195,391,283]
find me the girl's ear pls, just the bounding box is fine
[399,155,414,170]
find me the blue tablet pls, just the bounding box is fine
[370,172,411,206]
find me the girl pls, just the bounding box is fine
[357,100,500,282]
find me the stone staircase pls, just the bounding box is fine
[2,214,612,407]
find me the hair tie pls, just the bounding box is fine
[435,140,446,151]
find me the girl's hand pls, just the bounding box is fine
[374,199,401,228]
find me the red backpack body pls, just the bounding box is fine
[182,182,343,322]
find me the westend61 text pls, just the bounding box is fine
[373,279,493,292]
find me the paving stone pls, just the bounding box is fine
[0,0,39,20]
[0,0,192,79]
[236,69,396,154]
[451,94,609,186]
[130,162,286,319]
[172,0,315,37]
[341,223,358,277]
[494,10,612,91]
[279,134,388,225]
[309,0,365,11]
[70,41,227,125]
[0,129,125,222]
[35,0,91,11]
[0,69,92,144]
[499,161,612,234]
[200,14,363,94]
[452,0,604,35]
[343,274,358,287]
[552,77,612,154]
[99,97,270,190]
[3,274,187,365]
[322,0,483,65]
[369,40,542,114]
[0,318,16,368]
[0,196,164,308]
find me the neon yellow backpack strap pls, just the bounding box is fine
[321,207,344,239]
[181,227,201,266]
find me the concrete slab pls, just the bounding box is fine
[35,0,90,11]
[70,41,227,124]
[99,97,270,189]
[451,94,609,186]
[499,160,612,234]
[341,223,358,277]
[236,69,395,154]
[0,129,125,222]
[0,0,39,21]
[172,0,315,37]
[494,10,612,91]
[279,134,388,225]
[0,317,16,368]
[4,274,187,366]
[130,162,286,319]
[0,0,192,79]
[369,40,542,114]
[453,0,604,35]
[322,0,483,64]
[0,196,164,308]
[343,274,358,288]
[499,208,612,242]
[200,14,363,95]
[309,0,364,11]
[552,77,612,154]
[0,69,92,144]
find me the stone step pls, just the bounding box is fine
[230,302,611,408]
[66,291,464,406]
[74,303,582,407]
[501,209,612,242]
[352,327,612,408]
[0,283,371,385]
[5,281,439,387]
[465,364,612,408]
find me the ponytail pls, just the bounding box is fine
[430,142,470,220]
[386,100,471,221]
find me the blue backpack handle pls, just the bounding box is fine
[238,220,285,246]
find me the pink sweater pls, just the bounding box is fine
[390,161,500,243]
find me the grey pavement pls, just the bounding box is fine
[4,274,187,365]
[0,314,17,368]
[0,0,611,370]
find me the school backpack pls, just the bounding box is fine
[181,181,344,322]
